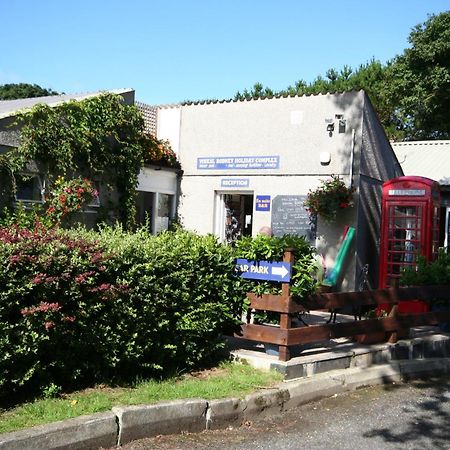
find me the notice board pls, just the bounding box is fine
[271,195,315,239]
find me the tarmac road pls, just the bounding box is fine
[114,377,450,450]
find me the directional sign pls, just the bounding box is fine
[235,258,291,282]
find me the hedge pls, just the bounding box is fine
[0,225,317,400]
[0,225,245,399]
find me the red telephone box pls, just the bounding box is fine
[378,176,440,313]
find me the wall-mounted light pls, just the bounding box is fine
[326,123,334,136]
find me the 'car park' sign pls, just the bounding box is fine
[235,258,291,282]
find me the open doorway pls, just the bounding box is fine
[215,192,254,243]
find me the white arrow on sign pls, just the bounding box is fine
[271,266,289,279]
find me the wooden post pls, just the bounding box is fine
[278,248,295,361]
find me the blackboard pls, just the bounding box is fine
[271,195,316,240]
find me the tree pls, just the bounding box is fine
[234,60,389,125]
[385,11,450,140]
[0,83,59,100]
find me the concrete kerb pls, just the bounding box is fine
[0,411,117,450]
[112,399,208,446]
[2,358,450,450]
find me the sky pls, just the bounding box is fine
[1,1,449,105]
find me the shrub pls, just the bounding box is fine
[0,225,245,399]
[95,226,245,376]
[0,224,317,400]
[234,233,318,298]
[0,225,127,398]
[234,234,318,324]
[401,252,450,287]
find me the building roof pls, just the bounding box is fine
[392,140,450,186]
[0,88,133,119]
[151,89,362,109]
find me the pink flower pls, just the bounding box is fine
[61,316,76,323]
[44,321,55,330]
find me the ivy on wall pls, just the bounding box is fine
[1,93,180,229]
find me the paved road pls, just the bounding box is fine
[116,378,450,449]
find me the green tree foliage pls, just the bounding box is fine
[0,83,59,100]
[234,60,390,128]
[385,12,450,140]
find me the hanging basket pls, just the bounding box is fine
[304,175,354,222]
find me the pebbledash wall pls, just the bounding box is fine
[156,90,402,290]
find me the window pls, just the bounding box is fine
[155,193,174,233]
[86,180,101,207]
[15,174,43,202]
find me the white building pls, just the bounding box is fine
[154,90,402,290]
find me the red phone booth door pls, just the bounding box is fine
[384,202,424,288]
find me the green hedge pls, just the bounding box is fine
[0,225,317,400]
[0,226,245,399]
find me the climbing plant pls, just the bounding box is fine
[3,93,179,229]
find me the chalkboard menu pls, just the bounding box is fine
[271,195,316,240]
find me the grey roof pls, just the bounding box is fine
[152,89,362,109]
[0,88,133,119]
[392,140,450,186]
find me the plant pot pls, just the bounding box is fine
[397,299,430,314]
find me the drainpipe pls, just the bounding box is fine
[349,129,355,189]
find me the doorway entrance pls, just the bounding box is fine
[214,192,254,243]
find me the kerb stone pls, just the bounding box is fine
[0,412,117,450]
[113,399,207,446]
[206,398,245,430]
[243,388,289,420]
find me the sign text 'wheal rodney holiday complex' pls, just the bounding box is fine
[198,156,280,170]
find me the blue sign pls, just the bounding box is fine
[236,258,291,282]
[256,195,271,212]
[221,178,250,188]
[198,156,280,170]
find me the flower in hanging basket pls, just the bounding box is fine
[304,175,354,222]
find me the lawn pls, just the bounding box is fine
[0,362,283,434]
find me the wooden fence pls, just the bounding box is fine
[234,249,450,361]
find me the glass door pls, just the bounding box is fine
[385,203,425,287]
[214,192,253,244]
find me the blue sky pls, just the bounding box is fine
[1,1,449,105]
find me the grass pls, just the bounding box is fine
[0,362,283,434]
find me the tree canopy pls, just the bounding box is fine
[384,11,450,140]
[0,83,59,100]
